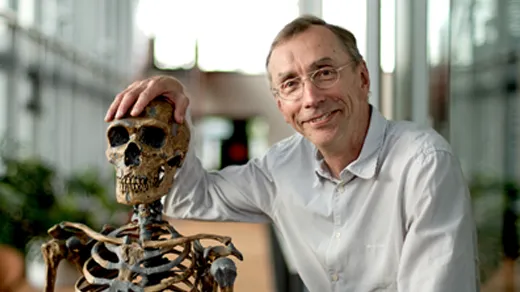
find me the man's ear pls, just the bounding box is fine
[359,60,370,91]
[276,98,282,111]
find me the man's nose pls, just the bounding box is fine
[301,80,325,108]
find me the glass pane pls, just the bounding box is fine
[427,0,451,137]
[136,0,197,70]
[137,0,300,74]
[322,0,367,58]
[429,0,520,285]
[196,0,299,74]
[0,0,9,47]
[380,0,395,73]
[0,71,7,139]
[17,0,35,28]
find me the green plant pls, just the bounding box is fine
[0,156,129,254]
[469,176,520,283]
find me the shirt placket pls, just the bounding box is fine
[327,179,347,289]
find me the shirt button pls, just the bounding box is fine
[337,184,345,193]
[331,273,339,281]
[335,232,341,238]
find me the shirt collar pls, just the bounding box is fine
[313,105,388,183]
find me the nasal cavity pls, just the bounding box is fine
[124,142,141,166]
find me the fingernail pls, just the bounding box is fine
[116,110,123,118]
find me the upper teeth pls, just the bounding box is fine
[119,175,149,193]
[310,112,332,123]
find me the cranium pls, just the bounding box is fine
[105,98,190,205]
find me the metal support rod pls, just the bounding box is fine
[366,0,381,109]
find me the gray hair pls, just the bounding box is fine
[265,15,363,73]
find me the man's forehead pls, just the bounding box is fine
[276,55,336,73]
[268,26,346,78]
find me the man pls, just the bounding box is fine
[105,15,479,292]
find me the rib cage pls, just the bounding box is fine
[42,218,242,292]
[74,221,194,291]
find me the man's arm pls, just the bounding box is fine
[105,76,276,223]
[163,114,276,223]
[397,149,480,291]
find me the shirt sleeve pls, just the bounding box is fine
[397,149,480,291]
[162,115,276,223]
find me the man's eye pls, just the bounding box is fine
[318,69,333,76]
[315,69,336,80]
[281,80,297,90]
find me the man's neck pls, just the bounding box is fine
[321,106,371,179]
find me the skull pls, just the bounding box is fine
[105,98,190,205]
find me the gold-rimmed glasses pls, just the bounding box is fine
[272,61,355,101]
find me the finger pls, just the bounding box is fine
[105,96,123,122]
[116,83,147,119]
[130,80,164,116]
[106,81,144,121]
[174,95,190,124]
[105,88,129,122]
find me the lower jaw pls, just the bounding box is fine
[116,188,164,205]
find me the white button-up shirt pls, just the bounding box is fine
[164,106,480,292]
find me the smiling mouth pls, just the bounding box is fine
[305,110,339,124]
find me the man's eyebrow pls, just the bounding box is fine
[276,71,297,84]
[276,57,336,82]
[308,57,335,71]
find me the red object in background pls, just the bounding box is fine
[220,119,249,168]
[228,143,248,162]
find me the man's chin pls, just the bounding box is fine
[305,129,338,148]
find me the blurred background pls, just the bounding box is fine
[0,0,519,291]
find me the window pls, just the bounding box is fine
[322,0,367,59]
[135,0,299,74]
[17,0,35,28]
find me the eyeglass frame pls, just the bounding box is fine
[271,60,357,101]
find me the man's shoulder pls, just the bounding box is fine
[264,133,312,165]
[268,133,309,155]
[384,120,452,157]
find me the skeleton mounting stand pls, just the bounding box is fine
[130,199,178,288]
[41,98,243,292]
[133,200,167,242]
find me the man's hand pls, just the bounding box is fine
[104,75,190,123]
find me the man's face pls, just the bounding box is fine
[268,25,370,149]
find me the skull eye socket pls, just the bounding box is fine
[139,126,166,148]
[108,126,129,147]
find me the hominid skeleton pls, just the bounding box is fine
[41,98,243,292]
